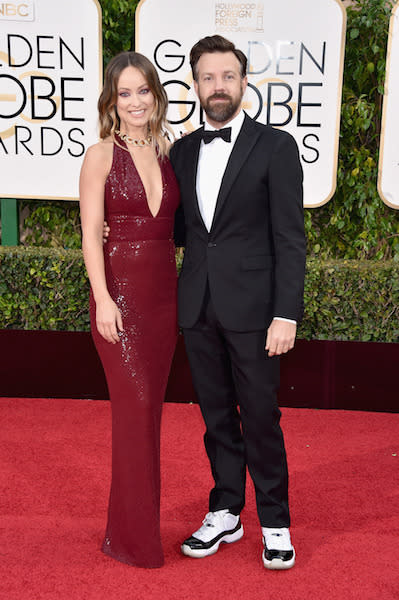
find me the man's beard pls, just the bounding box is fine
[201,88,243,123]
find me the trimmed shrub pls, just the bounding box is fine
[0,247,89,331]
[1,247,398,342]
[302,259,399,341]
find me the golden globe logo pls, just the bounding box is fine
[0,2,34,21]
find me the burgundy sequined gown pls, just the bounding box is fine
[90,139,179,568]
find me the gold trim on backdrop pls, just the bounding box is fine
[93,0,103,98]
[306,0,347,208]
[377,1,399,210]
[135,0,148,50]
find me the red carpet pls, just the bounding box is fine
[0,398,398,600]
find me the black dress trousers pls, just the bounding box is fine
[183,287,290,528]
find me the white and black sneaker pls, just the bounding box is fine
[262,527,295,570]
[181,509,244,558]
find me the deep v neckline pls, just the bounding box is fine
[125,146,164,219]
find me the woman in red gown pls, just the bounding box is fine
[79,52,180,568]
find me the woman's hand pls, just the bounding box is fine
[96,297,124,343]
[103,221,110,243]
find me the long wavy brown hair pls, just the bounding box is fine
[98,51,172,157]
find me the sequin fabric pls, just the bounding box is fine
[90,138,180,568]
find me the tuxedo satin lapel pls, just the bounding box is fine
[211,116,260,230]
[186,128,207,229]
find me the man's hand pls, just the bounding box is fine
[265,320,297,357]
[103,220,110,243]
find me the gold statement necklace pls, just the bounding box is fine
[115,129,152,147]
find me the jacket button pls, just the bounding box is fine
[207,242,217,247]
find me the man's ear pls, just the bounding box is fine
[193,79,199,97]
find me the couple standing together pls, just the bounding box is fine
[80,35,306,570]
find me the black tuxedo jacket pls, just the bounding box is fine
[170,113,306,332]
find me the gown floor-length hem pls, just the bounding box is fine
[101,541,164,569]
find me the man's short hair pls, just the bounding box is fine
[190,35,247,81]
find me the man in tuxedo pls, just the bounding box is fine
[170,35,306,570]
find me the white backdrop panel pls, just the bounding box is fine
[136,0,346,207]
[0,0,102,200]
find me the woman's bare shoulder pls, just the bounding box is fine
[82,138,114,176]
[85,137,114,160]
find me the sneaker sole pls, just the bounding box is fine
[181,525,244,558]
[262,547,295,570]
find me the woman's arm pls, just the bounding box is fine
[79,143,123,344]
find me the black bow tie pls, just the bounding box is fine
[200,127,232,144]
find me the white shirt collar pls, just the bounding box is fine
[203,110,245,144]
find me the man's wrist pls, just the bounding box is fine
[273,317,297,325]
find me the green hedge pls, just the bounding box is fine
[0,247,90,331]
[302,258,399,341]
[1,247,398,342]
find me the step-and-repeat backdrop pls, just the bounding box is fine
[0,0,102,200]
[0,0,397,208]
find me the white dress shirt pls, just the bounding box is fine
[196,111,245,232]
[196,110,296,326]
